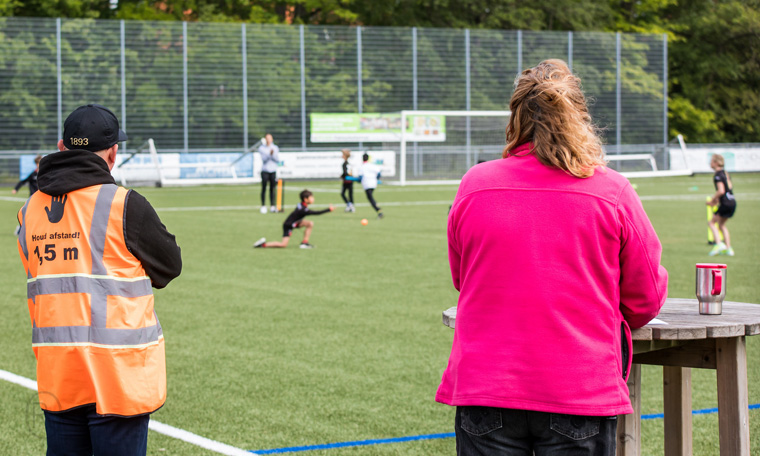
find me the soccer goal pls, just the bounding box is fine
[114,138,266,187]
[605,134,693,178]
[398,110,511,185]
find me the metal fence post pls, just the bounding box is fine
[242,23,248,151]
[412,27,418,176]
[568,31,573,72]
[663,33,668,147]
[357,26,363,149]
[120,20,127,141]
[300,25,306,150]
[517,30,522,75]
[465,29,471,168]
[616,32,622,153]
[56,18,62,140]
[183,21,189,154]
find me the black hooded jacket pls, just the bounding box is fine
[35,149,182,288]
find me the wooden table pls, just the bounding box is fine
[442,298,760,456]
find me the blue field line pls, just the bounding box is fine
[253,404,760,454]
[252,433,456,454]
[641,402,760,420]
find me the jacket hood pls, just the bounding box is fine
[37,149,116,196]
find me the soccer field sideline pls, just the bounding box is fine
[2,174,758,455]
[4,191,745,215]
[3,366,760,455]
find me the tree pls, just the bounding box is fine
[666,0,760,142]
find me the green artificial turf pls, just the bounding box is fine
[0,173,757,455]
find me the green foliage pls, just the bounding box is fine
[668,95,725,143]
[667,0,760,142]
[610,0,679,34]
[9,0,113,19]
[2,1,759,142]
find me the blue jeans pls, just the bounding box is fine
[455,406,617,456]
[44,405,150,456]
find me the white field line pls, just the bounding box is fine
[156,200,455,212]
[0,369,255,456]
[0,196,28,202]
[3,193,759,212]
[154,192,760,212]
[639,192,760,201]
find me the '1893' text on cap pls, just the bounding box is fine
[63,104,128,152]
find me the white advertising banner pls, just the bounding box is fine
[276,151,396,179]
[671,146,760,173]
[112,154,181,181]
[110,150,396,183]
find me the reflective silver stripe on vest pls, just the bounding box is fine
[90,185,116,276]
[29,184,161,347]
[28,275,152,299]
[19,200,30,277]
[90,185,118,328]
[32,324,161,346]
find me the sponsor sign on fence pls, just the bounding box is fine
[670,146,760,173]
[310,113,446,143]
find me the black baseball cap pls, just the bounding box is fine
[63,104,128,152]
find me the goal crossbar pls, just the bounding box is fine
[116,138,266,187]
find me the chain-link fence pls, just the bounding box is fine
[0,17,667,181]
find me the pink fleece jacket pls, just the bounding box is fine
[436,144,668,416]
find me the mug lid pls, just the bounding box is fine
[696,263,727,269]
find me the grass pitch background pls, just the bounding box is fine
[0,173,758,455]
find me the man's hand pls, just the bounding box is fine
[329,205,334,212]
[11,189,17,194]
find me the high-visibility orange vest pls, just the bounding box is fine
[17,184,165,416]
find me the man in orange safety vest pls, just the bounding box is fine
[17,104,182,456]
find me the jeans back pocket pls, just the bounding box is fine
[459,406,503,436]
[549,414,601,440]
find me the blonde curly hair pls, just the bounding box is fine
[503,59,606,178]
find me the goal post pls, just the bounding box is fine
[114,138,266,187]
[396,111,692,184]
[605,134,693,179]
[399,110,511,186]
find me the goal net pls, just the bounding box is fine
[113,138,265,187]
[605,135,693,178]
[399,110,510,185]
[396,110,692,184]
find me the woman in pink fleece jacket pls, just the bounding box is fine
[436,60,668,455]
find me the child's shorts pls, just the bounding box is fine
[716,203,736,218]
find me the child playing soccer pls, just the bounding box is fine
[358,153,383,219]
[340,149,355,212]
[707,153,737,256]
[253,189,334,249]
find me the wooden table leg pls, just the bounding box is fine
[716,336,751,456]
[663,366,692,456]
[617,364,641,456]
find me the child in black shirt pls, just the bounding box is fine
[707,153,736,256]
[340,149,355,212]
[254,189,333,249]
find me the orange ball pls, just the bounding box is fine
[361,218,368,225]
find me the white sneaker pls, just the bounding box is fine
[270,205,277,213]
[724,247,735,256]
[299,242,315,249]
[259,206,268,214]
[345,205,352,212]
[709,242,727,256]
[253,237,266,248]
[350,205,356,212]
